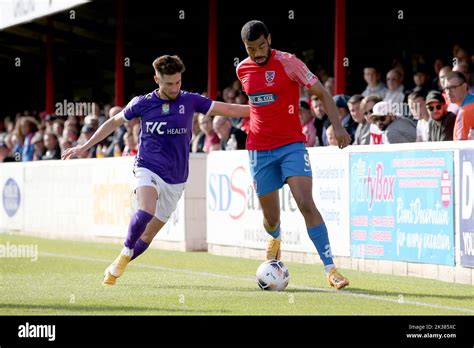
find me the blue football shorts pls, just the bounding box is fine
[248,141,312,196]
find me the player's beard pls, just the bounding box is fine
[254,48,271,66]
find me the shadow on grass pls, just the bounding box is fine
[0,303,230,314]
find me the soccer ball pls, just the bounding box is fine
[256,260,290,291]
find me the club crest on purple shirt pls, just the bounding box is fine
[162,103,170,114]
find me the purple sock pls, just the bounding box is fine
[124,210,153,249]
[131,239,150,261]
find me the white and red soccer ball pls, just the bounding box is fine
[256,260,290,291]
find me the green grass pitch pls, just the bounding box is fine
[0,234,473,315]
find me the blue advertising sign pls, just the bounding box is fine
[459,149,474,268]
[350,151,454,265]
[2,178,21,217]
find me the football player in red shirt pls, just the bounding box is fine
[237,20,351,289]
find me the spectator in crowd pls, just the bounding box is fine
[105,106,125,157]
[407,91,431,142]
[122,132,138,156]
[31,133,44,161]
[197,114,221,153]
[10,132,23,160]
[0,139,13,162]
[190,112,202,152]
[361,95,384,144]
[52,119,64,140]
[20,116,39,161]
[333,94,357,143]
[80,124,98,158]
[444,71,474,140]
[384,69,405,105]
[60,138,73,154]
[368,101,416,144]
[348,94,370,145]
[425,90,456,142]
[222,87,237,103]
[432,58,445,88]
[132,124,140,149]
[324,77,335,96]
[406,64,432,96]
[42,132,62,160]
[362,66,387,98]
[192,113,220,153]
[62,126,79,145]
[299,100,318,147]
[453,61,474,93]
[438,65,452,90]
[212,115,247,150]
[325,125,338,146]
[311,95,330,146]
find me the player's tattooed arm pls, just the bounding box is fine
[308,80,351,149]
[62,111,127,159]
[209,101,250,118]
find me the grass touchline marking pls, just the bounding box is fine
[39,252,474,314]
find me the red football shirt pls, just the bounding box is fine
[237,49,319,150]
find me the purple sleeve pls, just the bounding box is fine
[193,93,214,115]
[123,96,143,121]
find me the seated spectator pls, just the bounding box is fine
[361,95,383,144]
[311,95,330,146]
[453,61,474,93]
[407,91,431,142]
[333,94,357,143]
[105,106,125,157]
[348,94,370,145]
[52,119,64,140]
[405,64,432,97]
[324,77,335,96]
[368,101,416,144]
[193,113,220,153]
[20,116,39,162]
[362,66,388,98]
[31,133,44,161]
[384,69,405,105]
[212,116,247,150]
[80,124,98,158]
[325,125,339,146]
[0,139,14,162]
[122,132,138,156]
[42,132,62,160]
[299,100,318,147]
[425,91,456,141]
[444,71,474,140]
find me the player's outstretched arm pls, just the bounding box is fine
[308,80,351,149]
[209,101,250,118]
[62,112,127,160]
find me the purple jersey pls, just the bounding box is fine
[123,90,214,184]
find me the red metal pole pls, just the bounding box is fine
[115,0,125,106]
[208,0,217,100]
[45,17,54,114]
[334,0,346,94]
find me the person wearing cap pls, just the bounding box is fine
[369,101,416,144]
[299,100,318,147]
[425,90,456,141]
[333,94,357,144]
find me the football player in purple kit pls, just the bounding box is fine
[62,55,249,285]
